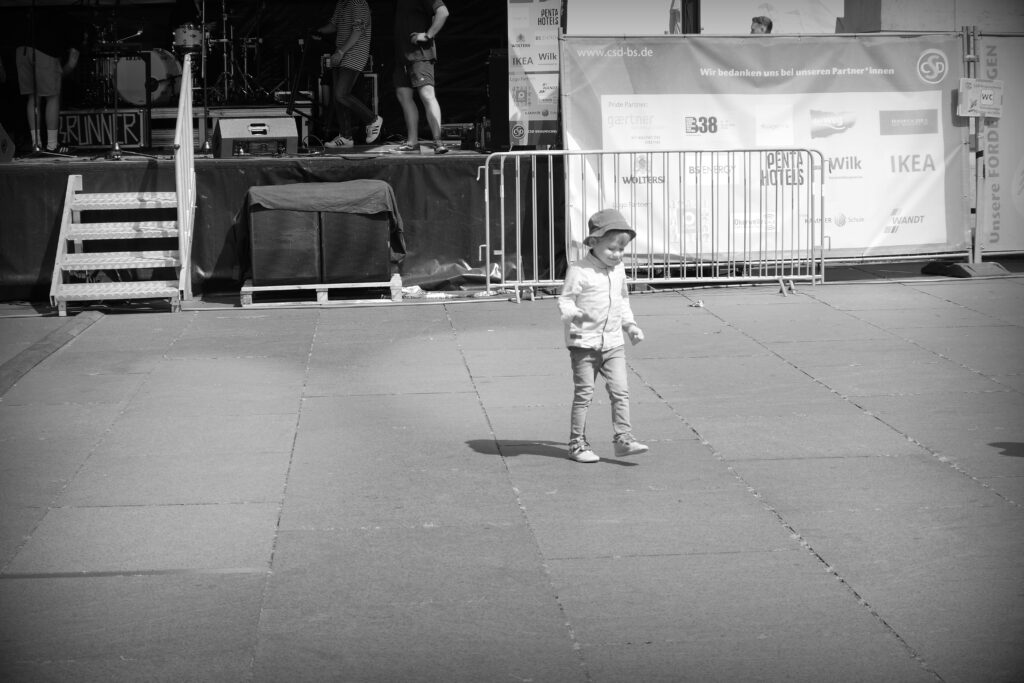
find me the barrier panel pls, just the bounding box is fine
[480,149,825,298]
[174,53,197,300]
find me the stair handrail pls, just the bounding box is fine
[173,52,197,300]
[48,174,84,308]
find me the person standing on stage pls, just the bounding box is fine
[392,0,449,154]
[316,0,383,148]
[15,7,81,153]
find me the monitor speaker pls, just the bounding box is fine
[214,117,298,158]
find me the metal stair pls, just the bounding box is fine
[49,175,185,315]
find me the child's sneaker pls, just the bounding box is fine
[613,433,649,457]
[569,438,599,463]
[325,135,354,148]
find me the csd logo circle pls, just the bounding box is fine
[511,124,526,140]
[917,49,948,84]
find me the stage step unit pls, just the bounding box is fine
[49,175,185,315]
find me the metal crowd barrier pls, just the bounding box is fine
[479,149,825,299]
[173,52,197,301]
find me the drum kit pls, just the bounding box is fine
[83,0,267,111]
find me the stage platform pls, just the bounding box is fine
[0,144,489,302]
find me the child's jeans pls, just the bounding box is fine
[569,345,631,442]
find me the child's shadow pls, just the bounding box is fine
[466,439,638,466]
[991,442,1024,457]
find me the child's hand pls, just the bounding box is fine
[627,325,644,345]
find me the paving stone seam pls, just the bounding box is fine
[788,292,1024,510]
[441,304,592,679]
[0,310,104,398]
[625,362,944,680]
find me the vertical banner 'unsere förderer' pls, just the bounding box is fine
[560,34,967,259]
[507,0,560,148]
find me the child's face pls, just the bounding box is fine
[589,231,633,268]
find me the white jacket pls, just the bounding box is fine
[557,252,637,350]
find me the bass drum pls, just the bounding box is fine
[116,48,181,106]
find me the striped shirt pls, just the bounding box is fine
[331,0,371,71]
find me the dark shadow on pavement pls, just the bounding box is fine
[991,442,1024,457]
[466,439,639,466]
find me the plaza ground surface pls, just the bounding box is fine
[1,265,1023,682]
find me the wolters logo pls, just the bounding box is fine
[885,208,925,233]
[621,156,664,185]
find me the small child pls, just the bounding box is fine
[558,208,649,463]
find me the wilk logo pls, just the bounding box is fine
[810,110,856,138]
[917,49,948,85]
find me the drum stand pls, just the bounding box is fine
[208,0,267,105]
[101,30,156,160]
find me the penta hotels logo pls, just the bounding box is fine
[917,49,949,85]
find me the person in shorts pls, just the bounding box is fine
[392,0,449,154]
[15,7,81,153]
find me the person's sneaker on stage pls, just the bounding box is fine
[613,433,649,457]
[325,134,354,148]
[364,116,383,144]
[433,141,449,155]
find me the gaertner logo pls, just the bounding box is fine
[885,208,925,233]
[810,110,856,138]
[917,49,948,84]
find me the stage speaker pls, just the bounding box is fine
[0,123,13,163]
[214,117,298,158]
[321,212,392,283]
[249,208,321,286]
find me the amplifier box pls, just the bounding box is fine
[249,208,321,286]
[321,212,391,283]
[214,117,298,158]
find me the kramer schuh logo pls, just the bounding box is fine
[810,110,856,138]
[917,49,948,85]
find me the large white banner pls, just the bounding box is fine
[980,35,1024,253]
[561,34,968,258]
[507,0,560,148]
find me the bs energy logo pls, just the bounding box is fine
[917,49,948,85]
